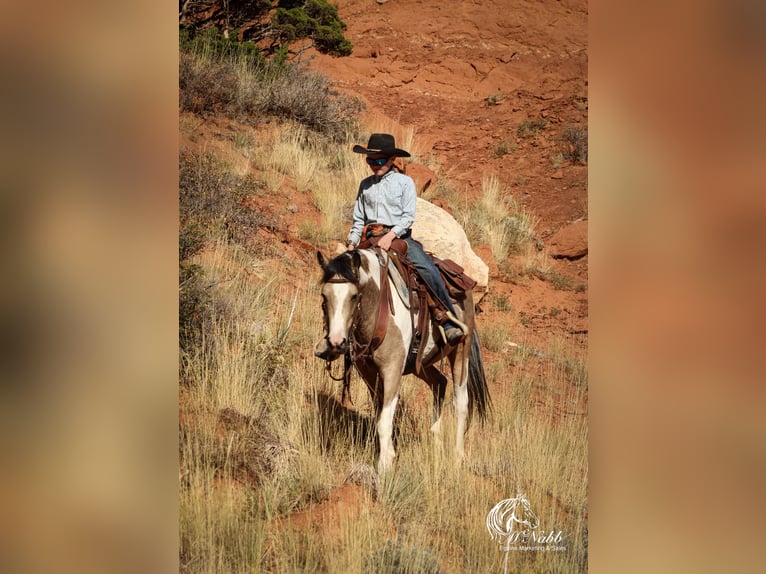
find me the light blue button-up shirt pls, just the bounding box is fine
[347,171,417,245]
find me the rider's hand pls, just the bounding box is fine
[378,231,395,252]
[346,243,355,251]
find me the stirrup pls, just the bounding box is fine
[444,310,469,334]
[439,324,464,346]
[437,311,468,346]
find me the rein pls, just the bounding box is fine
[323,351,354,405]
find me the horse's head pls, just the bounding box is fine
[315,250,364,361]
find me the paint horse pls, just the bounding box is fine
[315,247,491,473]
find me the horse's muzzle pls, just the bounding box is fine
[314,337,346,361]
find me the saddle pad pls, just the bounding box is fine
[387,259,410,309]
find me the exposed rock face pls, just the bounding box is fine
[548,220,588,259]
[411,198,489,289]
[403,162,436,195]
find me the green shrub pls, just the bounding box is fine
[179,151,242,230]
[179,217,208,355]
[179,26,264,64]
[517,118,547,137]
[559,125,588,164]
[493,140,515,158]
[178,151,230,353]
[180,0,352,57]
[180,0,272,38]
[179,53,239,116]
[179,28,361,141]
[274,0,353,56]
[259,64,362,141]
[528,267,585,291]
[178,151,269,352]
[179,220,205,262]
[179,262,208,354]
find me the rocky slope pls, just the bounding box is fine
[304,0,588,341]
[182,0,588,346]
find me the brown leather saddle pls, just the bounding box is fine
[357,224,477,371]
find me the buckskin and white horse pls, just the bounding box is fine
[315,247,491,473]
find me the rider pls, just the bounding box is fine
[345,133,464,346]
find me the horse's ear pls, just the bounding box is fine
[350,250,362,275]
[317,251,327,269]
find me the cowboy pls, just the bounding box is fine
[346,133,464,345]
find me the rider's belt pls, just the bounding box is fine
[364,223,411,239]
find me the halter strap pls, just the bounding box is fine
[326,276,353,284]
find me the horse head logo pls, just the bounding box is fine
[486,494,540,545]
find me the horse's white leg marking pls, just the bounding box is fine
[377,395,398,473]
[453,354,470,460]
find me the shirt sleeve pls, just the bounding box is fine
[391,175,416,238]
[347,182,366,245]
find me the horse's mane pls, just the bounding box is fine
[320,251,364,285]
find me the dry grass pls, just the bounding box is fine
[460,174,540,264]
[180,235,588,573]
[259,169,285,195]
[250,121,369,245]
[307,138,368,244]
[179,38,362,143]
[268,125,321,191]
[179,119,587,572]
[179,48,580,572]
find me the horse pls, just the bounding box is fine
[314,247,491,473]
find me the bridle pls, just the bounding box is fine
[321,274,362,405]
[320,248,391,405]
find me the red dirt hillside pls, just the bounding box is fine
[304,0,588,343]
[181,0,588,347]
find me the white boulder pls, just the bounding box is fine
[411,198,489,290]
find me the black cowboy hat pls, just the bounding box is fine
[352,133,411,157]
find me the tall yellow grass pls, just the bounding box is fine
[252,121,367,244]
[269,125,320,192]
[180,130,587,573]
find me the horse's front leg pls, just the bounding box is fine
[375,363,403,474]
[377,397,398,473]
[420,365,447,436]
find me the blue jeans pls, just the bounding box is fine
[403,237,458,317]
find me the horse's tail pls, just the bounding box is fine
[467,330,492,425]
